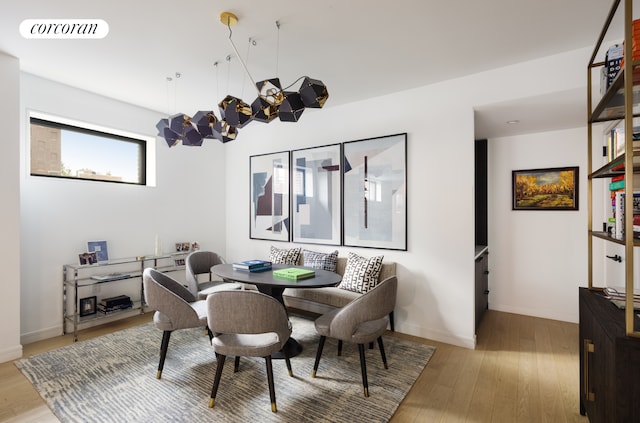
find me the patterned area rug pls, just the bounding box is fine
[16,315,435,422]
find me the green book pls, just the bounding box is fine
[610,180,625,190]
[272,268,315,280]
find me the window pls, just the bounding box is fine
[30,116,147,185]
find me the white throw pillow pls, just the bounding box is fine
[338,252,384,293]
[303,249,339,272]
[269,246,301,265]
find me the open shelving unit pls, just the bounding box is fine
[62,252,188,341]
[586,0,640,336]
[581,1,640,421]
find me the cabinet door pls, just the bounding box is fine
[580,297,616,422]
[475,252,489,331]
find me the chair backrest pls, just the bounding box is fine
[143,268,201,328]
[207,291,291,346]
[185,250,226,295]
[329,276,398,340]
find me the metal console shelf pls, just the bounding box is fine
[62,253,187,341]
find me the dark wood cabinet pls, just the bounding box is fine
[475,248,489,332]
[579,288,640,422]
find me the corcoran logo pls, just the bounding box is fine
[20,19,109,39]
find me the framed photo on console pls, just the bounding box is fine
[343,133,407,250]
[79,296,97,317]
[250,151,291,242]
[291,144,342,245]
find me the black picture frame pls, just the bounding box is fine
[512,166,579,210]
[342,133,408,250]
[291,143,342,245]
[80,296,97,317]
[249,151,291,242]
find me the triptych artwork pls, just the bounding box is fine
[249,133,407,251]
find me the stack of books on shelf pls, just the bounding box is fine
[232,260,272,272]
[272,267,315,281]
[633,19,640,62]
[602,118,640,164]
[97,295,133,314]
[603,286,640,310]
[610,187,640,240]
[604,44,623,93]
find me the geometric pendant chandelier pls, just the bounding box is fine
[156,11,329,147]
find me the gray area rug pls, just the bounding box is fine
[16,315,435,422]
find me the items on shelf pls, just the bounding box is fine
[87,240,109,262]
[602,286,640,309]
[90,273,130,282]
[78,251,97,265]
[605,43,623,91]
[97,295,133,314]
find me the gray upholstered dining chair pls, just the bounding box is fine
[143,268,208,379]
[185,250,242,299]
[206,290,293,413]
[312,275,397,397]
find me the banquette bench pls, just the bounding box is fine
[282,255,397,331]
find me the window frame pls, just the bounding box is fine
[29,114,150,186]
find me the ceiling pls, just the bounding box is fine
[0,0,615,139]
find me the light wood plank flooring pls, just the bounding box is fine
[0,310,587,422]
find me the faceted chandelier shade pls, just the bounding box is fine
[155,76,328,146]
[155,11,328,146]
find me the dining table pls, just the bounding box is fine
[210,263,342,358]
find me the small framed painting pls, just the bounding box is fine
[512,166,579,210]
[79,296,97,317]
[291,144,342,245]
[250,151,291,242]
[87,241,108,262]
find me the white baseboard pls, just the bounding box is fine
[489,303,578,324]
[0,344,23,363]
[21,324,63,345]
[400,321,476,349]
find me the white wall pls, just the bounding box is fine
[19,74,228,344]
[0,52,22,362]
[488,128,587,322]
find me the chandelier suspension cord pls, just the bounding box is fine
[226,54,231,94]
[275,20,280,78]
[165,75,173,116]
[227,23,260,95]
[213,61,219,101]
[242,37,255,98]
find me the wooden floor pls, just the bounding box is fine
[0,310,587,422]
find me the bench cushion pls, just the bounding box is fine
[282,256,396,311]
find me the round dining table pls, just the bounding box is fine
[210,263,342,357]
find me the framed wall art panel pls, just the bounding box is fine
[512,166,578,211]
[291,144,342,245]
[250,151,291,241]
[343,133,407,250]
